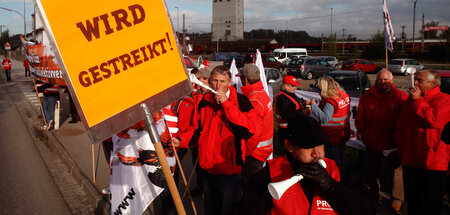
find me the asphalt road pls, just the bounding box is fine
[0,74,70,214]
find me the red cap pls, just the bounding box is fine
[283,75,300,86]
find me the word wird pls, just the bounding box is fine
[76,4,145,42]
[114,188,136,215]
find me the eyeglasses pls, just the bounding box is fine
[414,78,431,84]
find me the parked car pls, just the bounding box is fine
[223,54,253,68]
[287,57,332,80]
[273,48,308,65]
[311,70,371,98]
[318,56,339,68]
[261,53,283,70]
[437,70,450,94]
[184,56,198,72]
[342,59,382,73]
[388,58,424,75]
[265,67,282,97]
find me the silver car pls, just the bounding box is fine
[319,56,338,69]
[388,58,424,75]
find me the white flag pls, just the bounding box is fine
[110,112,176,215]
[230,58,243,93]
[255,49,273,102]
[383,0,395,52]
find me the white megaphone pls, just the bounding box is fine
[406,67,417,88]
[189,73,217,94]
[268,159,327,200]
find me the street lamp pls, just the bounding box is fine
[175,6,179,37]
[0,6,26,37]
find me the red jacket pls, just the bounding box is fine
[24,59,30,70]
[179,86,255,175]
[2,58,11,70]
[268,155,340,215]
[163,96,196,148]
[355,85,408,152]
[223,81,274,162]
[395,86,450,171]
[319,90,351,145]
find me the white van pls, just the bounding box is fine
[273,48,308,65]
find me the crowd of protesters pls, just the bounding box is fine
[163,65,450,215]
[4,54,449,214]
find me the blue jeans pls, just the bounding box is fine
[42,95,57,123]
[203,173,242,215]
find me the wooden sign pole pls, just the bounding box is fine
[141,103,186,215]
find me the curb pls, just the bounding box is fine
[4,73,111,214]
[44,130,110,214]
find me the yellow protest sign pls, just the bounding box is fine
[36,0,192,142]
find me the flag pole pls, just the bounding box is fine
[169,133,197,215]
[92,144,96,183]
[32,78,48,127]
[385,48,389,69]
[141,103,186,215]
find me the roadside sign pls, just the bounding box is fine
[4,42,11,50]
[424,26,448,31]
[35,0,192,142]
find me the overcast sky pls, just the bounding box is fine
[0,0,448,40]
[166,0,450,39]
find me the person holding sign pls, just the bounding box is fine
[395,69,450,215]
[237,115,375,215]
[173,65,257,215]
[355,70,408,211]
[38,83,60,130]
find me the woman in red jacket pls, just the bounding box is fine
[310,76,351,174]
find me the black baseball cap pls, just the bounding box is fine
[286,115,329,149]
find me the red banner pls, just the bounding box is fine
[21,38,66,86]
[423,26,448,31]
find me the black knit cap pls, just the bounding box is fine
[286,115,330,149]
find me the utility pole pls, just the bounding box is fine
[24,0,26,37]
[412,0,417,48]
[182,14,186,54]
[342,28,345,54]
[421,13,424,54]
[330,7,333,37]
[175,6,179,38]
[285,20,288,46]
[401,25,406,53]
[321,33,324,53]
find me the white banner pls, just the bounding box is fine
[295,90,365,150]
[230,58,243,94]
[110,112,176,215]
[255,49,272,102]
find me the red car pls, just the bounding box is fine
[342,59,382,73]
[437,70,450,94]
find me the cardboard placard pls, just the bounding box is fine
[35,0,192,142]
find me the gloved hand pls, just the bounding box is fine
[298,162,333,191]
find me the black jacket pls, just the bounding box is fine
[237,154,376,215]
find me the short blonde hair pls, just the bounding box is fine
[317,76,344,99]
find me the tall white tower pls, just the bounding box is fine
[211,0,244,41]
